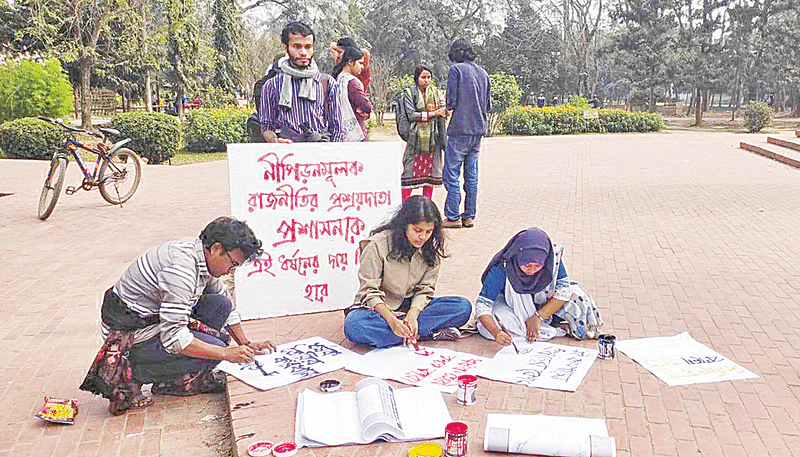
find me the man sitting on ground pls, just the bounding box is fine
[80,217,275,415]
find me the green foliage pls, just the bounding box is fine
[744,101,773,132]
[566,94,590,108]
[108,112,182,164]
[489,72,522,113]
[183,107,250,152]
[488,72,522,135]
[0,59,73,123]
[0,117,69,160]
[365,118,376,138]
[388,75,415,97]
[202,86,238,108]
[501,106,664,136]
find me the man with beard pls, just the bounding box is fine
[259,21,345,142]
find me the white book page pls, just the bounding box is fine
[356,378,403,442]
[393,387,451,441]
[299,389,363,446]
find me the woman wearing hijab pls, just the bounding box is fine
[476,227,603,344]
[332,46,371,141]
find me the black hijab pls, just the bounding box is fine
[482,227,555,295]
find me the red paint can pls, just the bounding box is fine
[444,421,468,457]
[456,374,477,405]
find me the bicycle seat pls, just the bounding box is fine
[99,127,120,137]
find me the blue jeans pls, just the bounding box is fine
[344,296,472,348]
[130,294,231,383]
[443,134,481,222]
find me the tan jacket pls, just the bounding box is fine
[352,230,440,312]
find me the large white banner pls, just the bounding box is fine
[616,332,758,386]
[228,142,402,319]
[476,341,598,392]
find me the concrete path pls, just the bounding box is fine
[2,131,800,457]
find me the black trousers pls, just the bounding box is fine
[129,294,231,383]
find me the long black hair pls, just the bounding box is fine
[371,196,445,267]
[332,46,364,79]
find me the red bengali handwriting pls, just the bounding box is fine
[247,184,318,213]
[257,152,364,188]
[327,252,349,271]
[279,250,319,276]
[304,283,329,303]
[273,216,366,247]
[327,190,391,212]
[246,255,276,277]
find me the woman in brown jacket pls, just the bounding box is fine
[343,196,471,347]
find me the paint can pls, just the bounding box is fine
[246,441,273,457]
[271,442,297,457]
[598,334,616,360]
[408,442,443,457]
[455,374,477,406]
[444,422,468,457]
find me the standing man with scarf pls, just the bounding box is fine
[259,21,345,143]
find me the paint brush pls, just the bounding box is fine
[495,316,520,354]
[403,321,420,351]
[253,358,269,376]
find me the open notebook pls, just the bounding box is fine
[295,377,451,447]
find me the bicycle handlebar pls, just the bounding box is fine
[37,116,103,138]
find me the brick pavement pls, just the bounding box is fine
[2,130,800,457]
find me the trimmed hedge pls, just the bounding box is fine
[744,101,772,133]
[108,112,181,164]
[0,117,70,160]
[183,108,250,152]
[501,106,664,136]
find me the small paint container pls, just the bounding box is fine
[455,374,477,406]
[444,422,468,457]
[246,441,273,457]
[598,334,616,360]
[319,379,341,392]
[408,442,443,457]
[272,441,297,457]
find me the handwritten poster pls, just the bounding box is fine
[216,336,360,391]
[476,341,597,392]
[615,332,758,386]
[345,346,490,394]
[227,143,402,319]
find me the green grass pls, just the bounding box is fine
[169,151,228,165]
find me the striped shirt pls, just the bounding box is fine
[258,72,345,142]
[102,238,241,353]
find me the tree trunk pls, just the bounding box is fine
[73,87,80,120]
[79,57,93,129]
[145,71,153,112]
[694,87,703,126]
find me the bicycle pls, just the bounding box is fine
[37,117,142,220]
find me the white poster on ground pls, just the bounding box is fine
[216,336,360,391]
[475,341,598,392]
[615,332,758,386]
[345,346,490,394]
[228,142,402,319]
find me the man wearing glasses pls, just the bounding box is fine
[81,217,276,414]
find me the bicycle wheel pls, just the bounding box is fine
[38,154,68,220]
[98,148,142,205]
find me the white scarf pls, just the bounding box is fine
[278,57,319,109]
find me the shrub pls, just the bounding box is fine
[108,112,182,164]
[183,107,250,152]
[566,94,590,108]
[744,101,772,132]
[0,59,73,123]
[500,106,664,136]
[0,117,70,160]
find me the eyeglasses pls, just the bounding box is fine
[224,250,241,270]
